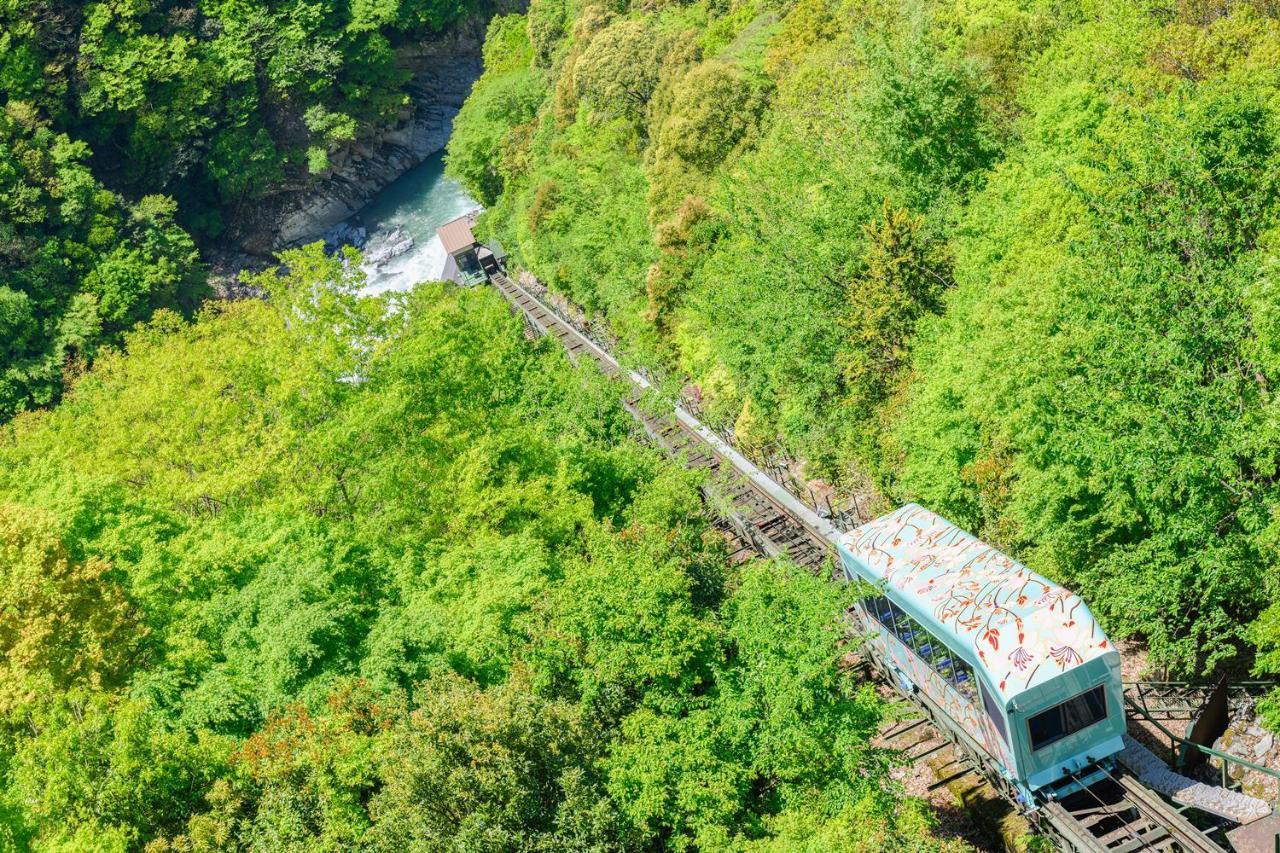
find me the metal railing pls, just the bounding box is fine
[507,271,872,533]
[1124,681,1280,807]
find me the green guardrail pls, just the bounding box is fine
[1123,687,1280,805]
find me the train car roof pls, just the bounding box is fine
[837,503,1114,704]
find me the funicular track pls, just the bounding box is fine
[1042,770,1222,853]
[491,272,833,573]
[487,271,1244,852]
[862,629,1226,853]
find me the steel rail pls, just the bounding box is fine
[492,272,835,570]
[1063,768,1157,852]
[1112,770,1222,853]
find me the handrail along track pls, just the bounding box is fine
[487,270,1240,852]
[492,272,833,573]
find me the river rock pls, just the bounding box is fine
[363,225,415,267]
[324,222,367,251]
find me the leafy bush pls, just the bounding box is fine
[0,252,946,847]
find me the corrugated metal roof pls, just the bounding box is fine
[437,216,476,254]
[838,504,1114,702]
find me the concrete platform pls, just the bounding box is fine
[1227,811,1280,852]
[1119,734,1272,825]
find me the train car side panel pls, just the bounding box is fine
[840,505,1126,795]
[858,602,1016,772]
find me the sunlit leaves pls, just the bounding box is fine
[893,3,1280,674]
[0,504,142,716]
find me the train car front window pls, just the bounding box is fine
[1027,685,1107,752]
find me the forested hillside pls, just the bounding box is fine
[0,255,964,849]
[0,0,482,419]
[447,0,1280,709]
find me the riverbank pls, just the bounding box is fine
[217,15,489,264]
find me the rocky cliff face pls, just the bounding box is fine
[1210,701,1280,803]
[227,19,485,257]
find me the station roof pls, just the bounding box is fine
[437,216,476,255]
[838,504,1114,703]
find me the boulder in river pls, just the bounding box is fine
[363,225,415,267]
[324,221,368,251]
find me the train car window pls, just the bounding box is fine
[864,596,878,622]
[951,659,977,699]
[980,681,1009,745]
[890,609,916,646]
[862,593,983,703]
[894,611,916,643]
[1028,685,1107,752]
[909,619,937,665]
[865,596,889,627]
[874,597,893,625]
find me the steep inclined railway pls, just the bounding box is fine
[490,272,833,573]
[487,270,1257,853]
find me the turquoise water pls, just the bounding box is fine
[356,150,480,295]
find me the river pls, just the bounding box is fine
[354,150,481,295]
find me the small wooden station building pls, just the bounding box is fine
[436,214,506,284]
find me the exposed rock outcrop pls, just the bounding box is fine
[227,19,485,256]
[364,225,415,268]
[1210,699,1280,805]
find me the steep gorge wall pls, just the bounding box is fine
[226,18,486,257]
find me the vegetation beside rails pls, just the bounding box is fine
[447,0,1280,713]
[0,249,970,848]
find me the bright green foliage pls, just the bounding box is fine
[647,58,768,218]
[18,0,473,206]
[368,675,621,848]
[446,0,1280,701]
[0,0,487,424]
[0,112,203,420]
[1253,599,1280,728]
[840,202,950,416]
[653,61,764,171]
[573,18,673,124]
[494,116,659,346]
[892,6,1280,675]
[446,15,548,205]
[0,504,141,717]
[603,561,902,849]
[7,694,230,850]
[0,255,953,848]
[527,0,570,66]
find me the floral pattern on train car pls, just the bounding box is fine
[899,637,1014,766]
[841,504,1111,703]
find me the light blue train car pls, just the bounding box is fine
[838,504,1126,803]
